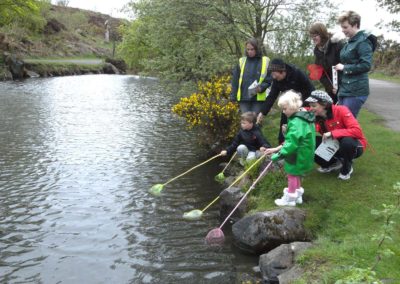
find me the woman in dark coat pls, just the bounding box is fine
[309,22,345,104]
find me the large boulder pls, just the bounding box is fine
[105,58,127,73]
[232,208,310,255]
[219,186,247,223]
[259,242,313,283]
[102,62,120,74]
[44,18,66,34]
[4,53,27,79]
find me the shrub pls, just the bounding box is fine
[172,75,239,150]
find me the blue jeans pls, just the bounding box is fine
[338,96,368,118]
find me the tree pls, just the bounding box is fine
[120,0,337,81]
[55,0,69,7]
[0,0,49,31]
[375,0,400,33]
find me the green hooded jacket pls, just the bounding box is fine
[279,111,316,176]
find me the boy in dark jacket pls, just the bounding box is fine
[221,112,271,165]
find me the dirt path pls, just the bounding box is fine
[24,59,103,65]
[365,79,400,132]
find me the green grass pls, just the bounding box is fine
[370,71,400,84]
[254,109,400,282]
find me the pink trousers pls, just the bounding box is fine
[287,175,301,193]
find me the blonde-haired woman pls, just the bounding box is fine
[264,90,316,206]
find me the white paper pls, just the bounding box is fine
[315,139,340,161]
[248,80,259,96]
[332,67,338,89]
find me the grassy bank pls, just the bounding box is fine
[23,58,106,77]
[252,109,400,282]
[370,71,400,84]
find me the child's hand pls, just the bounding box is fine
[260,146,267,152]
[220,150,227,156]
[264,147,277,155]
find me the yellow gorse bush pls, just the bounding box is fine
[172,75,239,149]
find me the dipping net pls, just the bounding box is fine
[148,184,164,196]
[182,209,203,220]
[205,228,225,246]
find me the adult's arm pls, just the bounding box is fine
[258,70,272,93]
[261,81,279,115]
[343,41,373,75]
[255,128,272,148]
[230,64,240,101]
[330,108,364,139]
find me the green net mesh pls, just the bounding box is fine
[182,209,203,220]
[214,172,226,183]
[148,184,164,196]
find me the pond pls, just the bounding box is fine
[0,75,257,283]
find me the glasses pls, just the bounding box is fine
[310,34,320,38]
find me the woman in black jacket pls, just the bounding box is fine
[309,22,345,104]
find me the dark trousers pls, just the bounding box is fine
[314,136,363,175]
[278,112,287,144]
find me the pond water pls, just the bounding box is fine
[0,75,257,283]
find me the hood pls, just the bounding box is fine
[350,30,377,51]
[292,110,315,123]
[329,31,346,44]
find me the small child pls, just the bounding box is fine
[221,112,271,164]
[265,90,316,206]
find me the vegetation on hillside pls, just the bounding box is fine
[0,0,126,58]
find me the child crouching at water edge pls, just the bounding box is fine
[264,91,316,206]
[221,112,271,165]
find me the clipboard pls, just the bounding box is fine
[315,139,339,161]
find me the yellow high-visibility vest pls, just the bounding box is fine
[237,56,270,101]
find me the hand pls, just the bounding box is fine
[256,86,262,93]
[264,146,280,155]
[260,147,267,153]
[257,113,264,125]
[322,132,332,142]
[332,88,337,95]
[334,63,344,71]
[221,150,227,156]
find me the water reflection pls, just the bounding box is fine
[0,75,257,283]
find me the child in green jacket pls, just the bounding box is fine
[264,90,316,206]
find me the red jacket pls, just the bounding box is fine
[315,105,367,149]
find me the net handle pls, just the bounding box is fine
[221,152,237,173]
[219,160,273,229]
[201,154,266,213]
[163,153,222,186]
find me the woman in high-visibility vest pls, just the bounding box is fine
[230,38,272,116]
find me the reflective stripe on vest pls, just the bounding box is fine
[237,56,270,101]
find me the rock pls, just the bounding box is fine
[44,18,66,34]
[102,62,120,74]
[25,70,40,78]
[105,57,127,73]
[219,186,247,223]
[259,242,312,283]
[232,208,310,255]
[4,53,27,79]
[278,265,306,284]
[259,244,292,283]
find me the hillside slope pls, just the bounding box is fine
[0,4,126,58]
